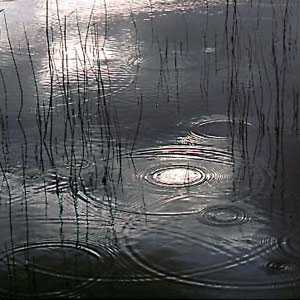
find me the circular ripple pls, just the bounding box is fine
[122,215,300,292]
[3,242,106,276]
[0,241,110,297]
[178,115,255,145]
[75,145,235,216]
[149,194,212,216]
[191,119,252,140]
[132,146,234,190]
[123,216,280,289]
[192,120,232,139]
[198,205,249,226]
[75,145,271,217]
[145,165,206,188]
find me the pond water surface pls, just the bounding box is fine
[0,0,300,298]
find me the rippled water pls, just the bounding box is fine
[1,0,300,298]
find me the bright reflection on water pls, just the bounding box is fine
[0,0,300,299]
[145,165,206,187]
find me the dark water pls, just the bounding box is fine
[0,0,300,298]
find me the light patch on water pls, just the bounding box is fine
[145,165,206,188]
[38,34,139,102]
[47,0,226,17]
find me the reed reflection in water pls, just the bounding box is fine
[0,0,300,299]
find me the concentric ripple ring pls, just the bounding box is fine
[191,119,252,140]
[144,165,207,188]
[198,205,249,226]
[0,241,104,297]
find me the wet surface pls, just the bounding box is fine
[1,0,300,299]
